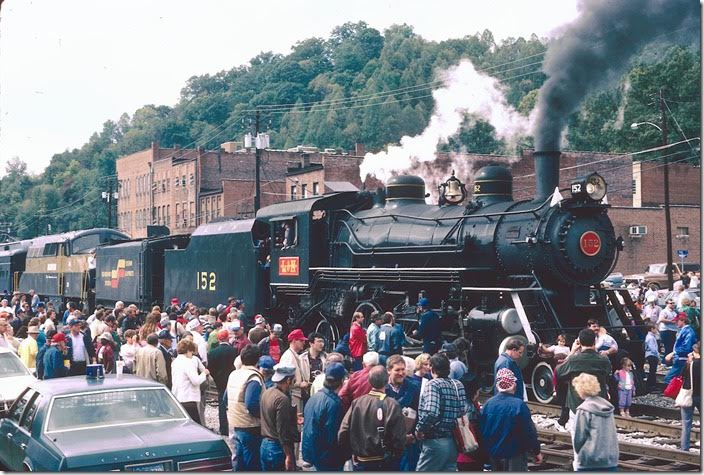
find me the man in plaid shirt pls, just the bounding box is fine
[415,354,467,471]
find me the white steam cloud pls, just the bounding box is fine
[359,59,532,187]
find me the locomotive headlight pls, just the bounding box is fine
[571,173,607,202]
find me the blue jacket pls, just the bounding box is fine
[494,353,524,400]
[377,324,408,355]
[43,346,69,379]
[673,325,697,358]
[480,392,540,459]
[416,310,441,353]
[302,387,345,470]
[36,344,49,379]
[385,378,420,411]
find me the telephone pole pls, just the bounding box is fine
[102,178,119,229]
[660,88,674,290]
[254,109,262,214]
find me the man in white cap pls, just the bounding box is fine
[260,363,299,471]
[186,318,208,364]
[230,319,252,354]
[480,367,542,471]
[248,315,269,344]
[18,325,40,369]
[642,294,661,324]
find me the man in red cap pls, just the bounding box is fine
[280,328,310,418]
[208,329,237,436]
[43,333,69,379]
[664,312,697,384]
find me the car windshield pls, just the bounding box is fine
[0,353,31,377]
[46,388,186,432]
[648,264,666,274]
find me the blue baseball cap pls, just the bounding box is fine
[257,355,275,371]
[324,362,347,381]
[417,297,429,307]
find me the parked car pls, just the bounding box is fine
[0,348,36,419]
[657,288,701,309]
[625,262,700,289]
[602,272,625,288]
[0,375,231,471]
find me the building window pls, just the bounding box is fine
[291,185,297,200]
[301,184,307,198]
[175,177,180,188]
[632,179,637,194]
[190,202,195,226]
[166,205,170,226]
[189,173,195,185]
[217,196,222,217]
[677,226,689,237]
[205,199,210,223]
[175,204,180,227]
[182,175,186,187]
[313,182,319,195]
[157,207,161,224]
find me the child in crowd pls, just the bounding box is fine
[614,357,636,417]
[540,334,570,361]
[643,323,660,391]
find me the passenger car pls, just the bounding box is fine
[0,348,37,419]
[0,375,231,471]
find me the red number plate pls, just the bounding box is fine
[580,231,601,256]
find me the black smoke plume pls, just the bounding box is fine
[533,0,699,151]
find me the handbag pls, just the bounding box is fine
[675,363,694,407]
[663,374,684,399]
[451,381,479,454]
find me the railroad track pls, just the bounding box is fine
[536,429,700,471]
[527,401,700,444]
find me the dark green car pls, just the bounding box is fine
[0,375,231,471]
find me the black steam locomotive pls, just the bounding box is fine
[4,151,640,402]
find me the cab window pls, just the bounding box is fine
[72,234,101,254]
[43,243,58,257]
[275,219,297,249]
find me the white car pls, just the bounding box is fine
[0,347,36,418]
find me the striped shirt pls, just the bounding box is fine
[416,377,466,438]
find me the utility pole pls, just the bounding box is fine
[254,109,262,214]
[660,88,674,290]
[102,178,119,229]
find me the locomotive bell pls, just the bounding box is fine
[438,170,467,205]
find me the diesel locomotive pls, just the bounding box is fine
[4,150,643,402]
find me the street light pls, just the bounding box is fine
[631,108,673,289]
[630,121,661,132]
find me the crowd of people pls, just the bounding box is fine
[0,280,700,471]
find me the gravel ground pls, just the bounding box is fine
[532,413,701,454]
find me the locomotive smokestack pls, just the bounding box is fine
[533,151,560,202]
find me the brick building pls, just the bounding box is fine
[116,142,366,238]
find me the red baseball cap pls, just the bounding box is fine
[287,328,306,342]
[676,312,689,322]
[51,333,66,344]
[217,329,230,342]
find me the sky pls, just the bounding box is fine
[0,0,580,175]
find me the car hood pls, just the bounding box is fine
[0,375,36,403]
[48,419,228,469]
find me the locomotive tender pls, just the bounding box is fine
[5,150,634,402]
